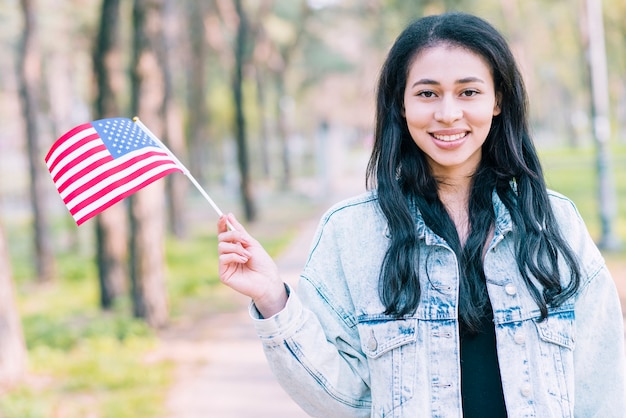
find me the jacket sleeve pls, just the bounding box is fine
[554,196,626,416]
[251,283,372,418]
[573,260,625,417]
[250,205,375,417]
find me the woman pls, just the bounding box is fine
[217,12,625,417]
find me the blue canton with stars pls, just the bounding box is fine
[92,118,158,158]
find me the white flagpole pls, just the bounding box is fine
[133,117,233,230]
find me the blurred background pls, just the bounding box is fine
[0,0,624,416]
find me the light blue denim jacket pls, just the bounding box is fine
[252,189,626,417]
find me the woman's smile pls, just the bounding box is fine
[431,131,468,142]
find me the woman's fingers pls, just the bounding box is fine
[218,214,254,247]
[218,241,251,260]
[218,213,247,235]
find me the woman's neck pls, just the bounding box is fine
[436,176,472,246]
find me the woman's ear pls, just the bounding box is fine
[493,92,502,116]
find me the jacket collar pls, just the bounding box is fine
[406,186,514,247]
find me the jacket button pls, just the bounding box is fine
[367,332,378,351]
[514,331,525,345]
[505,284,517,295]
[520,383,532,397]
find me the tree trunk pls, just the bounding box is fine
[276,75,291,190]
[254,66,271,179]
[0,223,27,387]
[266,2,311,191]
[160,0,188,239]
[17,0,55,282]
[250,2,274,180]
[185,0,210,186]
[130,0,169,328]
[583,0,621,250]
[233,0,256,222]
[92,0,128,309]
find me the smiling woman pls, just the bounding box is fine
[216,12,625,418]
[403,46,501,181]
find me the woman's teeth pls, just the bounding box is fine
[433,132,466,142]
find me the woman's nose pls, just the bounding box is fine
[434,97,463,124]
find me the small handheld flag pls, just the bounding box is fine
[45,117,182,225]
[45,117,230,228]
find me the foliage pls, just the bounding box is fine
[0,336,170,418]
[0,235,166,417]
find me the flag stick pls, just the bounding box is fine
[133,117,233,230]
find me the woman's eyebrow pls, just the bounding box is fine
[410,76,485,89]
[411,78,438,88]
[456,76,485,84]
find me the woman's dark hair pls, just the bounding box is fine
[366,12,581,331]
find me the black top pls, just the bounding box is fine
[460,304,508,418]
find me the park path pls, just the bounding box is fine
[160,216,320,418]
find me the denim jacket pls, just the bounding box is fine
[251,189,626,417]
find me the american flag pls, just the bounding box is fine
[45,117,183,225]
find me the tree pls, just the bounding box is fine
[232,0,256,221]
[130,0,169,327]
[16,0,55,282]
[92,0,128,309]
[582,0,620,249]
[0,222,27,387]
[266,2,313,191]
[159,0,188,238]
[185,0,211,187]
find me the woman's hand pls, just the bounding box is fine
[217,213,288,318]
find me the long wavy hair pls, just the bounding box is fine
[366,13,581,332]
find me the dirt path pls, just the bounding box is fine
[159,218,318,418]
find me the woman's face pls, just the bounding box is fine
[403,45,500,179]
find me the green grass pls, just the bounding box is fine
[3,246,168,418]
[541,143,626,246]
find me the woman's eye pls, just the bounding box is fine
[461,89,479,97]
[417,91,436,98]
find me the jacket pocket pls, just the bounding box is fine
[357,318,417,417]
[359,318,418,358]
[533,307,575,349]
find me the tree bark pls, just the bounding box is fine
[0,223,27,387]
[233,0,256,222]
[185,0,210,186]
[160,0,188,239]
[17,0,55,282]
[92,0,128,309]
[130,0,169,328]
[265,2,311,191]
[583,0,621,250]
[254,66,271,179]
